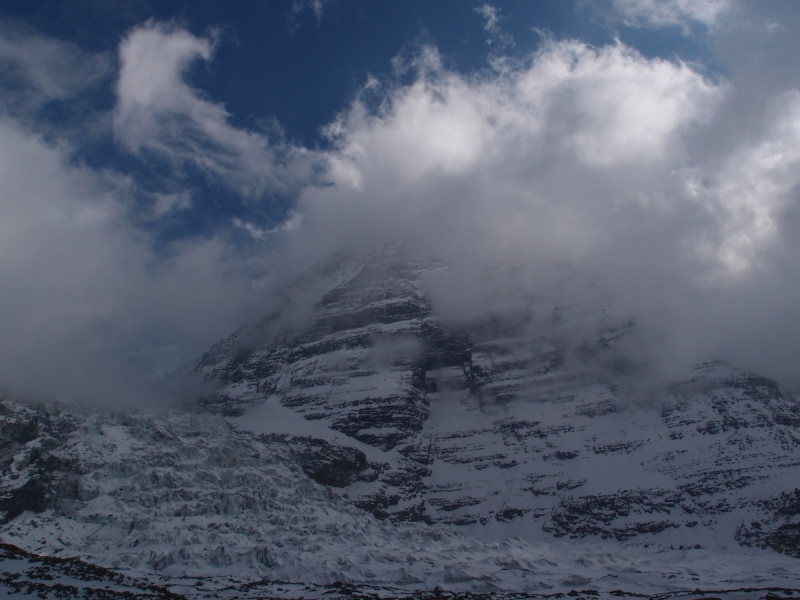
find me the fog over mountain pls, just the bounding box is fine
[0,1,800,404]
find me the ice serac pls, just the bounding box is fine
[0,400,500,589]
[197,247,800,557]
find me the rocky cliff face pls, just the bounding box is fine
[196,248,800,558]
[196,249,442,450]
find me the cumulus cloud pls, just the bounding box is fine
[275,33,800,388]
[0,117,266,405]
[326,40,720,183]
[688,91,800,275]
[307,40,721,256]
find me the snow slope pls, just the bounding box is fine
[1,400,800,598]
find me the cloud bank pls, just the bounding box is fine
[2,4,800,406]
[0,21,111,109]
[285,27,800,387]
[0,25,282,405]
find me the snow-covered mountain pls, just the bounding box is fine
[197,247,800,554]
[3,247,800,598]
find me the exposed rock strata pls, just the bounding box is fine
[195,249,800,560]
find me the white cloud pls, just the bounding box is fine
[152,191,193,217]
[476,4,515,48]
[610,0,733,30]
[279,35,800,386]
[322,40,719,191]
[3,12,800,404]
[0,117,264,404]
[0,23,111,108]
[289,38,730,340]
[687,90,800,274]
[291,0,331,23]
[516,40,721,166]
[114,22,311,199]
[233,211,303,240]
[0,22,319,405]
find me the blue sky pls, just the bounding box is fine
[0,0,721,241]
[1,2,611,143]
[2,1,800,403]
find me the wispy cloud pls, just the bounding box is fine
[290,0,333,28]
[0,117,265,404]
[284,33,800,385]
[0,21,111,112]
[233,211,303,240]
[607,0,733,31]
[476,4,515,48]
[114,22,313,200]
[0,24,297,405]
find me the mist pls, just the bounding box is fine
[2,2,800,407]
[278,17,800,386]
[277,3,800,389]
